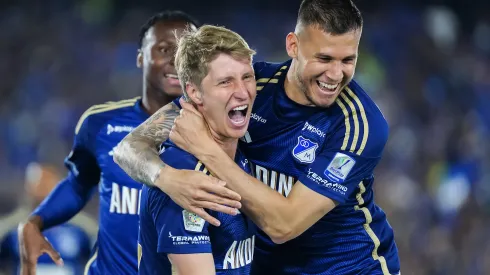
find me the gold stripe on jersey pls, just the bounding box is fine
[75,97,140,134]
[340,92,360,153]
[335,97,351,151]
[194,161,212,176]
[256,65,288,91]
[346,87,369,155]
[354,182,390,275]
[84,249,98,275]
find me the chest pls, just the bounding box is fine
[94,120,143,189]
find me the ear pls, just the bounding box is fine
[136,49,143,68]
[286,32,299,59]
[185,82,203,105]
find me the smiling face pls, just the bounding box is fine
[286,25,361,107]
[138,20,197,98]
[186,53,256,139]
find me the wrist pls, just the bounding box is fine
[25,215,44,231]
[196,141,222,163]
[152,165,177,192]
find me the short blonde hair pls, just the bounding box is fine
[175,25,256,99]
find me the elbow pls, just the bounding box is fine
[112,138,133,169]
[265,224,294,244]
[112,142,124,166]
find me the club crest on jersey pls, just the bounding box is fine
[324,152,356,183]
[182,210,205,232]
[292,136,318,164]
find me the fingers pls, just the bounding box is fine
[202,179,241,201]
[42,238,64,266]
[191,207,221,227]
[196,188,242,209]
[179,101,202,117]
[198,200,240,217]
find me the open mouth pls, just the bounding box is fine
[228,105,248,126]
[164,74,180,86]
[316,80,339,93]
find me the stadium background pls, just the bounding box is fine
[0,0,489,274]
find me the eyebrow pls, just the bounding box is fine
[314,53,357,60]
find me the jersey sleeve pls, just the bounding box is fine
[298,109,389,204]
[151,143,212,254]
[64,115,101,186]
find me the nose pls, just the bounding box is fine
[325,61,343,82]
[234,80,250,100]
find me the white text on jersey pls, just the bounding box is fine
[255,164,295,197]
[302,121,326,137]
[223,236,255,269]
[109,183,142,215]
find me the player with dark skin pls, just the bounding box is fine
[16,15,231,275]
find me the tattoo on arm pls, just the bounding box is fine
[113,102,180,187]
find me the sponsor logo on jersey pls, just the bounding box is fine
[250,113,267,124]
[168,232,210,245]
[307,168,348,195]
[292,136,319,163]
[107,124,134,135]
[324,152,356,183]
[182,210,206,232]
[302,121,326,138]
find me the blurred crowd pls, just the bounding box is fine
[0,0,489,274]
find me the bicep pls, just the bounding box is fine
[168,253,215,275]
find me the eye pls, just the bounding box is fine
[219,80,231,85]
[343,58,355,64]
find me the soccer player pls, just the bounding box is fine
[15,11,221,275]
[114,1,401,274]
[138,25,256,275]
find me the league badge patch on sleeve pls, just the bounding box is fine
[324,152,356,183]
[182,210,206,232]
[292,136,319,163]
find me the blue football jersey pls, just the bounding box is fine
[238,61,400,275]
[0,224,92,275]
[138,140,255,275]
[67,97,149,274]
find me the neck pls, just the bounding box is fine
[284,61,312,106]
[141,83,176,115]
[209,129,238,160]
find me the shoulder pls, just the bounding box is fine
[330,80,388,158]
[253,60,290,79]
[74,97,140,135]
[160,140,211,173]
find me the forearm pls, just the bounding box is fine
[198,147,294,243]
[113,136,165,187]
[113,102,180,187]
[31,175,96,230]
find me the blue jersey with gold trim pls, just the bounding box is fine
[66,98,149,274]
[241,61,400,275]
[138,140,255,275]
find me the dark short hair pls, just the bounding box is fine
[138,10,200,48]
[297,0,363,34]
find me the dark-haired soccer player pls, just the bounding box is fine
[115,1,401,274]
[139,25,256,275]
[16,11,213,275]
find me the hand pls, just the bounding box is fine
[155,166,242,227]
[18,217,64,275]
[169,98,217,158]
